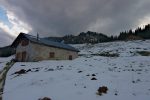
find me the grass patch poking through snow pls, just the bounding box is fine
[136,51,150,56]
[92,52,119,57]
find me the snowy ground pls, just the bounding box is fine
[2,40,150,100]
[0,56,14,71]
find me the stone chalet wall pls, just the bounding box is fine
[16,40,78,62]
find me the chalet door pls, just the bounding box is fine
[69,55,72,60]
[16,52,21,61]
[22,51,26,62]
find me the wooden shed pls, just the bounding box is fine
[11,33,79,62]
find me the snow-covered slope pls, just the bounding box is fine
[0,56,14,71]
[75,40,150,57]
[2,40,150,100]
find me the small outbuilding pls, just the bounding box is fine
[11,33,79,62]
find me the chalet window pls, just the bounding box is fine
[21,40,29,46]
[69,55,72,60]
[49,52,55,58]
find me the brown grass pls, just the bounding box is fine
[137,51,150,56]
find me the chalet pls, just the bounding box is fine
[11,33,79,62]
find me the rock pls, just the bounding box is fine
[91,77,97,80]
[78,71,83,73]
[97,86,108,95]
[26,69,31,72]
[39,97,51,100]
[14,69,26,74]
[47,69,54,71]
[86,74,90,76]
[92,74,96,76]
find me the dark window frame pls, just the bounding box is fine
[21,40,29,46]
[69,55,72,60]
[49,52,55,58]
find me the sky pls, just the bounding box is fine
[0,0,150,47]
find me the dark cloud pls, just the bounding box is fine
[0,29,13,47]
[1,0,150,36]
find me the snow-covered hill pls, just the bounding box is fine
[2,40,150,100]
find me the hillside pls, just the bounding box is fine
[46,31,109,44]
[0,46,15,57]
[46,24,150,44]
[1,40,150,100]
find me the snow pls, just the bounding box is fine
[2,40,150,100]
[0,55,14,71]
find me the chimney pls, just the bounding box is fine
[37,33,39,41]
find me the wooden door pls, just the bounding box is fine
[69,55,72,60]
[16,52,21,61]
[22,51,26,62]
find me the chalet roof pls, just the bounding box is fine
[11,33,79,52]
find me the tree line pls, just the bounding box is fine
[59,24,150,44]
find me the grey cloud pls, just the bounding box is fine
[1,0,150,36]
[0,29,13,47]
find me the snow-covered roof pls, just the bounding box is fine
[11,33,79,52]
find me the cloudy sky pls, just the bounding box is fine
[0,0,150,46]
